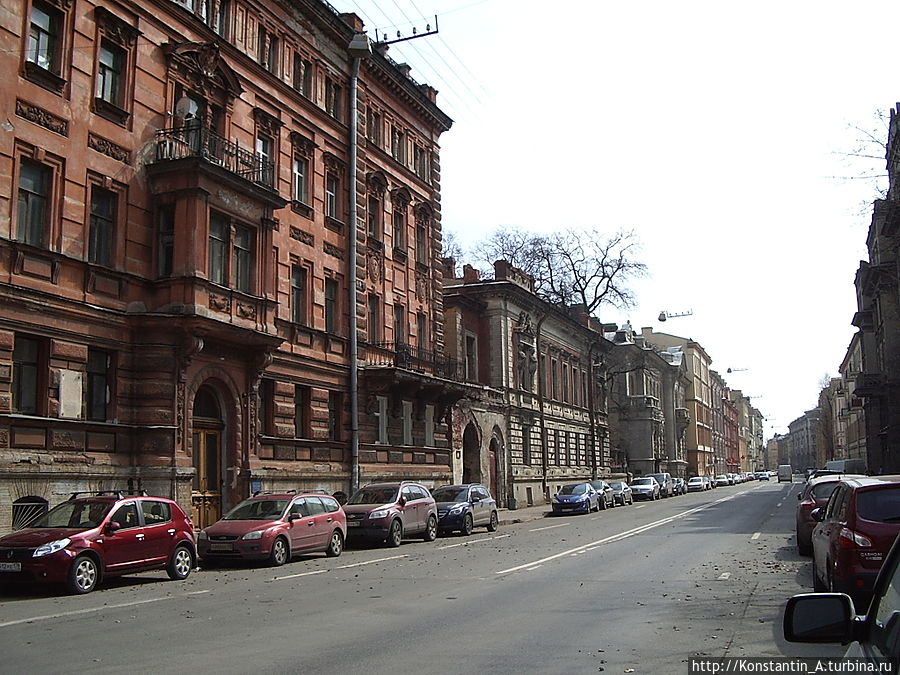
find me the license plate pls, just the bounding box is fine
[347,521,360,527]
[0,562,21,572]
[209,543,233,552]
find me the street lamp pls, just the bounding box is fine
[658,309,693,322]
[348,30,371,495]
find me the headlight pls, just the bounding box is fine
[33,538,70,557]
[197,530,208,540]
[242,530,264,540]
[448,504,466,514]
[575,494,588,501]
[369,509,389,520]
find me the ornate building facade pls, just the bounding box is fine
[0,0,457,532]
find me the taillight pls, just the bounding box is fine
[838,527,873,548]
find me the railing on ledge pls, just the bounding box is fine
[361,341,464,381]
[153,125,275,188]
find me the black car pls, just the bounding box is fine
[432,484,499,536]
[589,481,616,509]
[609,481,634,506]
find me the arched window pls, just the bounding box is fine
[13,495,48,530]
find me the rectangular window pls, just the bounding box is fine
[375,395,388,444]
[294,385,310,438]
[232,224,252,293]
[325,79,342,120]
[13,336,44,415]
[402,400,413,445]
[86,348,110,421]
[96,41,124,106]
[367,294,380,343]
[208,214,228,285]
[551,359,559,400]
[17,159,51,247]
[325,278,338,333]
[465,334,477,381]
[27,2,60,73]
[293,53,312,97]
[89,186,116,267]
[414,145,429,180]
[256,134,274,186]
[394,303,406,345]
[259,379,275,435]
[392,209,405,248]
[291,264,307,324]
[327,391,342,441]
[417,312,427,350]
[325,173,339,220]
[522,425,532,466]
[425,404,435,447]
[415,220,427,264]
[562,364,569,404]
[391,126,406,163]
[367,108,381,145]
[292,155,309,205]
[158,205,175,277]
[367,195,381,238]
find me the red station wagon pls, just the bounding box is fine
[810,474,900,608]
[198,491,347,566]
[0,491,196,594]
[795,473,866,555]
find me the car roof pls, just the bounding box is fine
[436,484,482,489]
[835,474,900,489]
[806,473,867,487]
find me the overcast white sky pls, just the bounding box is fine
[334,0,896,439]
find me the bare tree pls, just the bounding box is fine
[833,108,891,208]
[472,225,646,316]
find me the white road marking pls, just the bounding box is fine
[0,590,211,629]
[718,572,731,580]
[438,534,511,550]
[751,532,761,540]
[777,502,783,508]
[529,523,570,532]
[335,554,407,569]
[272,569,328,581]
[497,493,739,575]
[634,505,646,509]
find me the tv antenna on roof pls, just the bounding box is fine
[374,16,439,46]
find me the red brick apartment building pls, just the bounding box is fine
[0,0,460,531]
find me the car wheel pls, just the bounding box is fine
[813,561,828,591]
[325,530,344,557]
[67,554,99,595]
[167,544,194,580]
[487,511,499,532]
[797,534,812,557]
[599,497,607,510]
[461,514,474,536]
[423,515,438,542]
[387,519,403,547]
[269,536,289,566]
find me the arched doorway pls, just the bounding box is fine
[462,422,481,484]
[191,386,224,529]
[488,436,501,500]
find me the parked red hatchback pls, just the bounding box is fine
[810,474,900,608]
[0,491,196,594]
[795,473,866,555]
[198,491,346,566]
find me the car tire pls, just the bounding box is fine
[461,514,474,536]
[166,544,194,580]
[423,515,438,542]
[487,511,499,532]
[387,519,403,547]
[325,530,344,557]
[813,562,828,591]
[269,536,289,566]
[67,554,99,595]
[797,535,812,557]
[599,497,607,510]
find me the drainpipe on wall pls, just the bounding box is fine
[347,32,371,496]
[532,308,549,500]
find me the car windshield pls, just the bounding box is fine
[559,484,588,495]
[431,487,468,502]
[856,487,900,522]
[348,487,399,505]
[31,501,113,529]
[689,478,703,483]
[590,482,606,490]
[610,482,625,490]
[223,499,289,521]
[632,478,652,486]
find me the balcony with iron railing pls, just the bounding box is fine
[361,341,464,382]
[151,125,282,205]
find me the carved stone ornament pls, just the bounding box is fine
[324,242,344,260]
[323,152,346,174]
[88,133,130,163]
[290,132,316,157]
[95,7,139,46]
[236,302,257,320]
[16,99,68,136]
[415,269,429,302]
[367,248,383,283]
[163,41,242,97]
[209,293,231,312]
[290,227,314,245]
[253,107,282,136]
[366,171,388,194]
[514,311,534,337]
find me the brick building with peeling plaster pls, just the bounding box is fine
[0,0,463,532]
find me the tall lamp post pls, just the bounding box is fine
[348,31,371,496]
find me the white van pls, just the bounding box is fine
[777,464,793,483]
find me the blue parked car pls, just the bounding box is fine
[551,482,601,515]
[432,484,499,536]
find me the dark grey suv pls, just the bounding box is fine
[343,482,438,547]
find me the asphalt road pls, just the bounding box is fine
[0,480,846,674]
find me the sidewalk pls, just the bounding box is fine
[497,503,551,526]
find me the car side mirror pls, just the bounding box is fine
[811,507,825,522]
[105,521,121,534]
[797,494,802,500]
[471,496,481,503]
[783,593,856,643]
[288,513,300,521]
[398,496,406,506]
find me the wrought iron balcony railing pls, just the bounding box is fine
[153,125,275,188]
[361,341,464,381]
